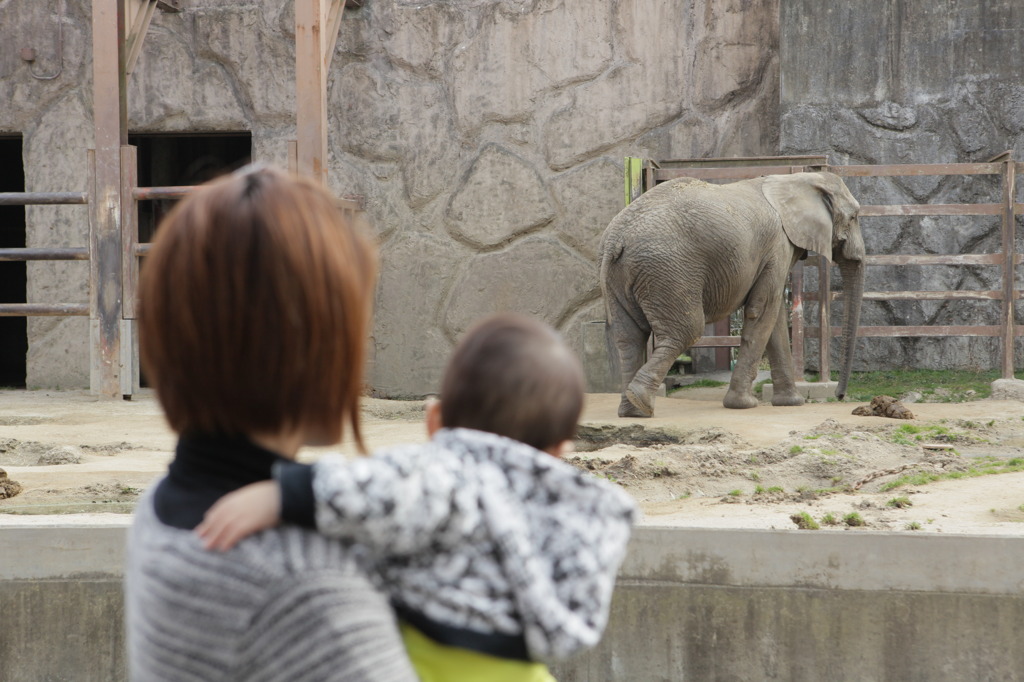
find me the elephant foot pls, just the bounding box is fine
[623,383,654,418]
[723,389,758,410]
[771,390,805,407]
[618,395,650,418]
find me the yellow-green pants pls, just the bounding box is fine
[400,622,557,682]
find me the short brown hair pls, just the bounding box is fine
[440,314,585,451]
[139,165,377,450]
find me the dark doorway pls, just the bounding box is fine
[129,133,252,387]
[129,133,252,243]
[0,137,26,388]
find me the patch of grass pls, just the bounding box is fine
[879,457,1024,492]
[905,521,922,531]
[675,491,691,500]
[803,434,825,440]
[886,423,977,448]
[886,496,913,509]
[766,486,784,493]
[728,489,743,497]
[754,484,765,494]
[749,472,761,482]
[843,512,866,527]
[809,368,998,402]
[790,511,820,530]
[789,445,805,455]
[820,513,839,526]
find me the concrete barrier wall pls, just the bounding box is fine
[4,523,1024,681]
[1,525,127,682]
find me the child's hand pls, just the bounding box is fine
[196,481,282,551]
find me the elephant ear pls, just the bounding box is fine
[761,174,834,262]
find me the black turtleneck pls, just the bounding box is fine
[153,433,314,530]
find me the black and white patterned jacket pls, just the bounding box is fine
[277,427,637,663]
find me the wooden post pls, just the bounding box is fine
[295,0,330,183]
[818,255,831,381]
[1000,154,1017,379]
[90,0,127,398]
[790,261,805,379]
[624,157,643,206]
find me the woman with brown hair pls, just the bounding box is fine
[124,165,416,681]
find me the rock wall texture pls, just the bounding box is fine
[780,0,1024,373]
[0,0,780,393]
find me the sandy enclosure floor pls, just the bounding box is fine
[2,388,1024,535]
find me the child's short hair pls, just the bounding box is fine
[440,314,585,451]
[139,165,377,449]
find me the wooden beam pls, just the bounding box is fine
[325,0,347,67]
[1000,156,1017,378]
[829,163,1003,177]
[125,0,158,77]
[295,0,330,184]
[90,1,127,398]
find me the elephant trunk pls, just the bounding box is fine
[835,257,864,400]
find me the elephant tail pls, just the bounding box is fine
[599,234,625,277]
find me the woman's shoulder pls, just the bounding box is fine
[130,490,375,586]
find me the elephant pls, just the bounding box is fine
[599,171,865,415]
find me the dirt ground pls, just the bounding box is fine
[2,387,1024,535]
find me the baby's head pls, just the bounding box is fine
[429,313,585,456]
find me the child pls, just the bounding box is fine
[198,313,638,681]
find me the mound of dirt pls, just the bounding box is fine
[568,415,1024,532]
[0,468,23,499]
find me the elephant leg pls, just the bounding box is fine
[724,279,781,409]
[606,296,651,417]
[764,300,805,407]
[626,314,702,417]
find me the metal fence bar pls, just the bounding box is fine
[0,248,89,261]
[132,186,193,200]
[0,303,89,317]
[860,203,1003,217]
[809,290,1008,302]
[866,254,1006,266]
[688,336,741,347]
[0,192,88,205]
[809,325,1007,338]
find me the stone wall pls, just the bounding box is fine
[0,0,780,393]
[780,0,1024,372]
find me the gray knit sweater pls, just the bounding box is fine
[124,435,418,682]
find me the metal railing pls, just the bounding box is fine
[0,190,90,318]
[624,153,1023,380]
